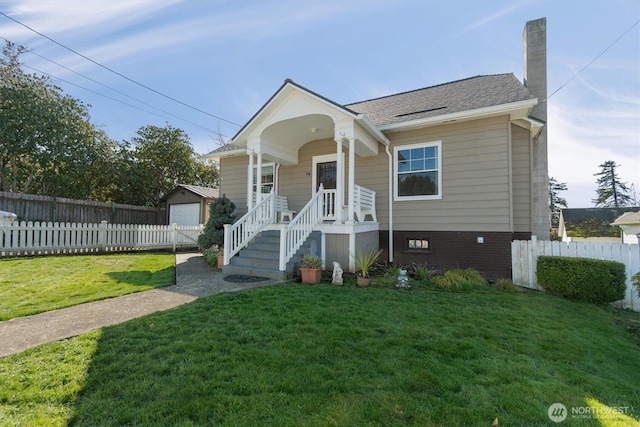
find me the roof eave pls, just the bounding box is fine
[377,98,539,132]
[204,148,246,160]
[356,114,391,146]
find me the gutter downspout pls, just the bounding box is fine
[385,145,393,263]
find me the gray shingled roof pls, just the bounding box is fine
[345,74,535,127]
[206,143,244,156]
[611,211,640,225]
[161,184,219,201]
[179,185,219,199]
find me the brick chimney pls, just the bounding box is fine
[524,18,550,240]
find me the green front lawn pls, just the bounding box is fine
[1,284,638,426]
[0,253,175,320]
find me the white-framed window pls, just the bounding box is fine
[253,163,275,194]
[394,141,442,200]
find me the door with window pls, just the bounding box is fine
[316,161,337,218]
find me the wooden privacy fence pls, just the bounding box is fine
[512,236,640,311]
[0,191,163,225]
[1,221,204,257]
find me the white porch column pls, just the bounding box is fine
[247,150,254,210]
[335,138,344,223]
[347,138,356,224]
[256,151,263,202]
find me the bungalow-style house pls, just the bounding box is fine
[558,207,640,243]
[161,184,219,226]
[611,211,640,244]
[206,18,549,280]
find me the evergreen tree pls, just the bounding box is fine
[548,177,568,228]
[197,195,236,249]
[592,161,632,207]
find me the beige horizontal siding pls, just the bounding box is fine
[220,156,249,216]
[511,124,532,232]
[382,116,512,232]
[219,115,528,235]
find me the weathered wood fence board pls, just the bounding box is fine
[512,236,640,311]
[1,221,203,256]
[0,191,164,225]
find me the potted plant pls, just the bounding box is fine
[351,248,383,287]
[300,254,322,284]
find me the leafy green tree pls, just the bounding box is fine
[0,41,101,198]
[592,161,632,207]
[548,177,568,228]
[131,124,197,206]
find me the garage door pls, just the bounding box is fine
[169,203,200,226]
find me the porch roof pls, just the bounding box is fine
[209,79,388,165]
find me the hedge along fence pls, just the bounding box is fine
[512,237,640,311]
[0,191,164,225]
[537,256,627,305]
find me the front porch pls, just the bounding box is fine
[222,185,380,280]
[214,80,390,279]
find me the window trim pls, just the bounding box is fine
[393,141,442,201]
[253,162,275,194]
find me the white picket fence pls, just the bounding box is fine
[0,221,204,256]
[512,236,640,311]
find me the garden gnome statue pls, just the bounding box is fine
[396,269,410,289]
[332,261,343,285]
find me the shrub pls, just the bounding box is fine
[493,278,518,292]
[632,272,640,298]
[432,268,487,290]
[202,248,219,267]
[197,195,236,250]
[536,256,626,304]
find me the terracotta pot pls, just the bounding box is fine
[356,275,370,287]
[300,267,321,284]
[217,254,224,269]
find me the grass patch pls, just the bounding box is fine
[0,253,175,320]
[1,284,639,425]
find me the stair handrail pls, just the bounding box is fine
[223,191,276,266]
[279,184,324,271]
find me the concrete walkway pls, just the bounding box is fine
[0,253,280,357]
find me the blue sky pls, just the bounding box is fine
[1,0,638,208]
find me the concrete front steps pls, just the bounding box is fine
[221,230,286,281]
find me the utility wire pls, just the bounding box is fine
[545,18,640,103]
[21,62,230,138]
[0,10,243,128]
[0,36,233,139]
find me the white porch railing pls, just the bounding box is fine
[353,184,377,222]
[321,189,337,219]
[223,191,276,266]
[279,184,325,271]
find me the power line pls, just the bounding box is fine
[21,62,229,137]
[0,36,233,139]
[545,18,640,102]
[0,10,243,128]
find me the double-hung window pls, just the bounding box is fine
[394,141,442,200]
[253,163,275,195]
